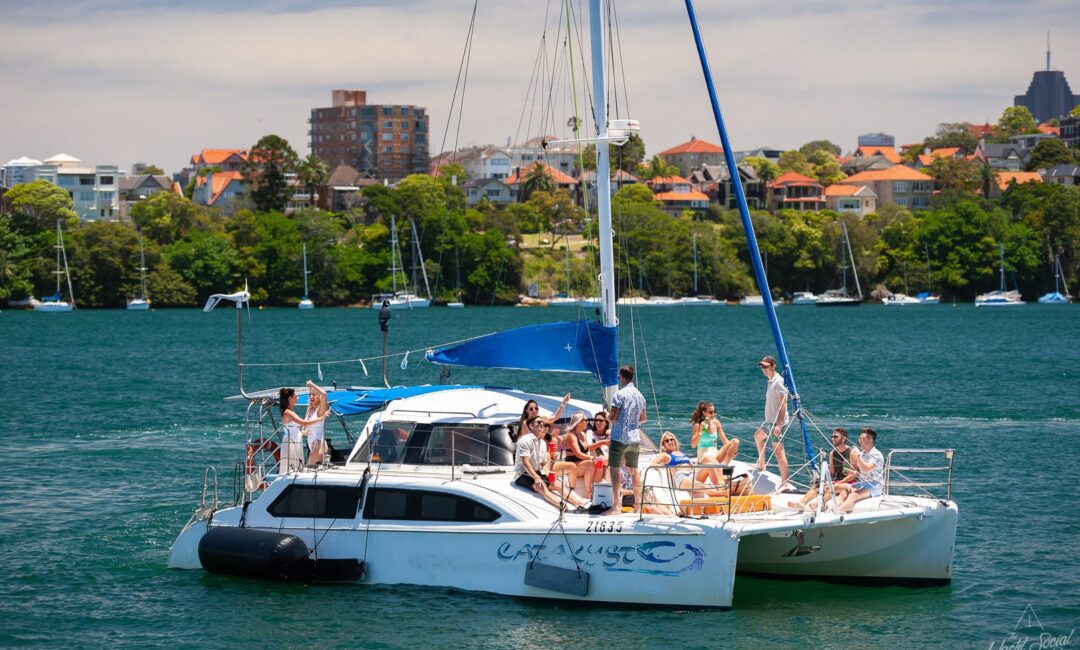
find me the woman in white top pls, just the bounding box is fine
[304,380,329,467]
[278,386,329,473]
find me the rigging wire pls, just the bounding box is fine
[433,0,479,179]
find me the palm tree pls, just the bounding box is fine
[520,163,555,202]
[296,154,329,209]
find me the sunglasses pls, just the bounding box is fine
[595,418,606,422]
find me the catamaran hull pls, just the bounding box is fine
[735,500,957,584]
[127,299,150,311]
[170,513,741,608]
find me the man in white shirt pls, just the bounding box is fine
[837,428,885,513]
[753,355,790,487]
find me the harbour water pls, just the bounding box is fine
[2,305,1078,647]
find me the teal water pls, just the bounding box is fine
[2,305,1078,648]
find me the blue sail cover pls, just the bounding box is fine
[297,385,482,416]
[425,320,619,386]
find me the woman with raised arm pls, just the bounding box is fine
[515,393,571,441]
[690,401,739,464]
[304,381,329,467]
[278,385,329,473]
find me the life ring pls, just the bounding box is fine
[246,438,280,475]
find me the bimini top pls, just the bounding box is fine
[426,320,618,386]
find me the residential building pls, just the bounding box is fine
[180,148,248,189]
[824,184,877,217]
[318,164,378,212]
[508,136,580,178]
[842,154,895,176]
[854,145,901,164]
[656,137,725,177]
[461,178,514,206]
[581,169,638,207]
[1042,163,1080,186]
[687,163,764,210]
[771,172,825,212]
[192,171,247,215]
[991,171,1042,199]
[118,174,180,221]
[841,166,933,210]
[967,122,996,140]
[645,175,709,216]
[504,162,579,200]
[858,133,895,147]
[30,154,119,221]
[309,89,429,181]
[1009,132,1058,151]
[734,147,782,165]
[1,156,43,189]
[974,142,1026,171]
[432,145,512,181]
[916,147,963,168]
[1060,115,1080,149]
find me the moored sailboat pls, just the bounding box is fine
[975,243,1024,307]
[126,235,150,311]
[298,242,314,309]
[816,220,862,307]
[1038,254,1072,304]
[35,220,75,313]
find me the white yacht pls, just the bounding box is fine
[976,244,1024,307]
[882,293,922,306]
[127,235,150,311]
[298,242,314,309]
[790,291,818,305]
[739,295,780,307]
[816,221,862,307]
[35,221,75,312]
[168,0,957,610]
[1038,254,1072,304]
[371,216,431,310]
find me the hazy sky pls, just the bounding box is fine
[2,0,1077,174]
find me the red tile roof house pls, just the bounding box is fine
[657,137,725,177]
[504,162,579,201]
[824,184,877,217]
[193,171,247,215]
[840,166,933,210]
[645,175,709,215]
[771,172,825,212]
[916,147,963,168]
[989,171,1042,199]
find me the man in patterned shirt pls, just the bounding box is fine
[604,365,647,515]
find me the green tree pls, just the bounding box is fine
[742,156,781,212]
[145,260,197,306]
[997,106,1039,139]
[520,164,555,202]
[809,150,845,186]
[924,122,979,153]
[129,192,209,245]
[5,180,78,235]
[799,140,841,158]
[138,164,165,176]
[1025,138,1074,171]
[777,150,814,176]
[67,222,143,307]
[928,157,980,193]
[1071,105,1080,118]
[296,154,329,208]
[162,230,242,303]
[0,214,35,301]
[243,134,299,213]
[635,155,679,180]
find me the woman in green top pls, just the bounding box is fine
[690,401,739,465]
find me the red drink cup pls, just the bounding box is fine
[594,457,603,472]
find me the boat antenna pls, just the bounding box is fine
[684,0,817,470]
[379,299,392,388]
[203,282,253,398]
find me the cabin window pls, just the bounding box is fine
[423,424,513,466]
[267,485,364,519]
[364,488,500,523]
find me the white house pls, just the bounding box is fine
[1,156,43,189]
[30,154,119,220]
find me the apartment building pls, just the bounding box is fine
[30,154,119,220]
[841,166,933,210]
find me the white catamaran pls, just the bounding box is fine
[975,243,1024,307]
[35,220,75,313]
[169,1,957,609]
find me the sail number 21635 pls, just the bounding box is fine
[585,520,623,533]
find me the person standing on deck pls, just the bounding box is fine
[605,365,647,515]
[753,356,790,487]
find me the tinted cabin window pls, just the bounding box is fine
[363,488,499,523]
[267,485,363,519]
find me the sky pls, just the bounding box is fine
[2,0,1078,174]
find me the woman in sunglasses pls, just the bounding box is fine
[690,401,739,465]
[515,393,571,442]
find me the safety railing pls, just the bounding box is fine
[883,448,955,502]
[637,463,741,521]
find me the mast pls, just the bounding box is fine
[389,214,399,295]
[684,0,816,469]
[842,220,862,298]
[999,242,1006,293]
[590,0,618,404]
[925,243,933,293]
[302,241,310,298]
[54,220,63,297]
[838,225,847,296]
[411,218,431,299]
[692,231,699,294]
[138,235,148,299]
